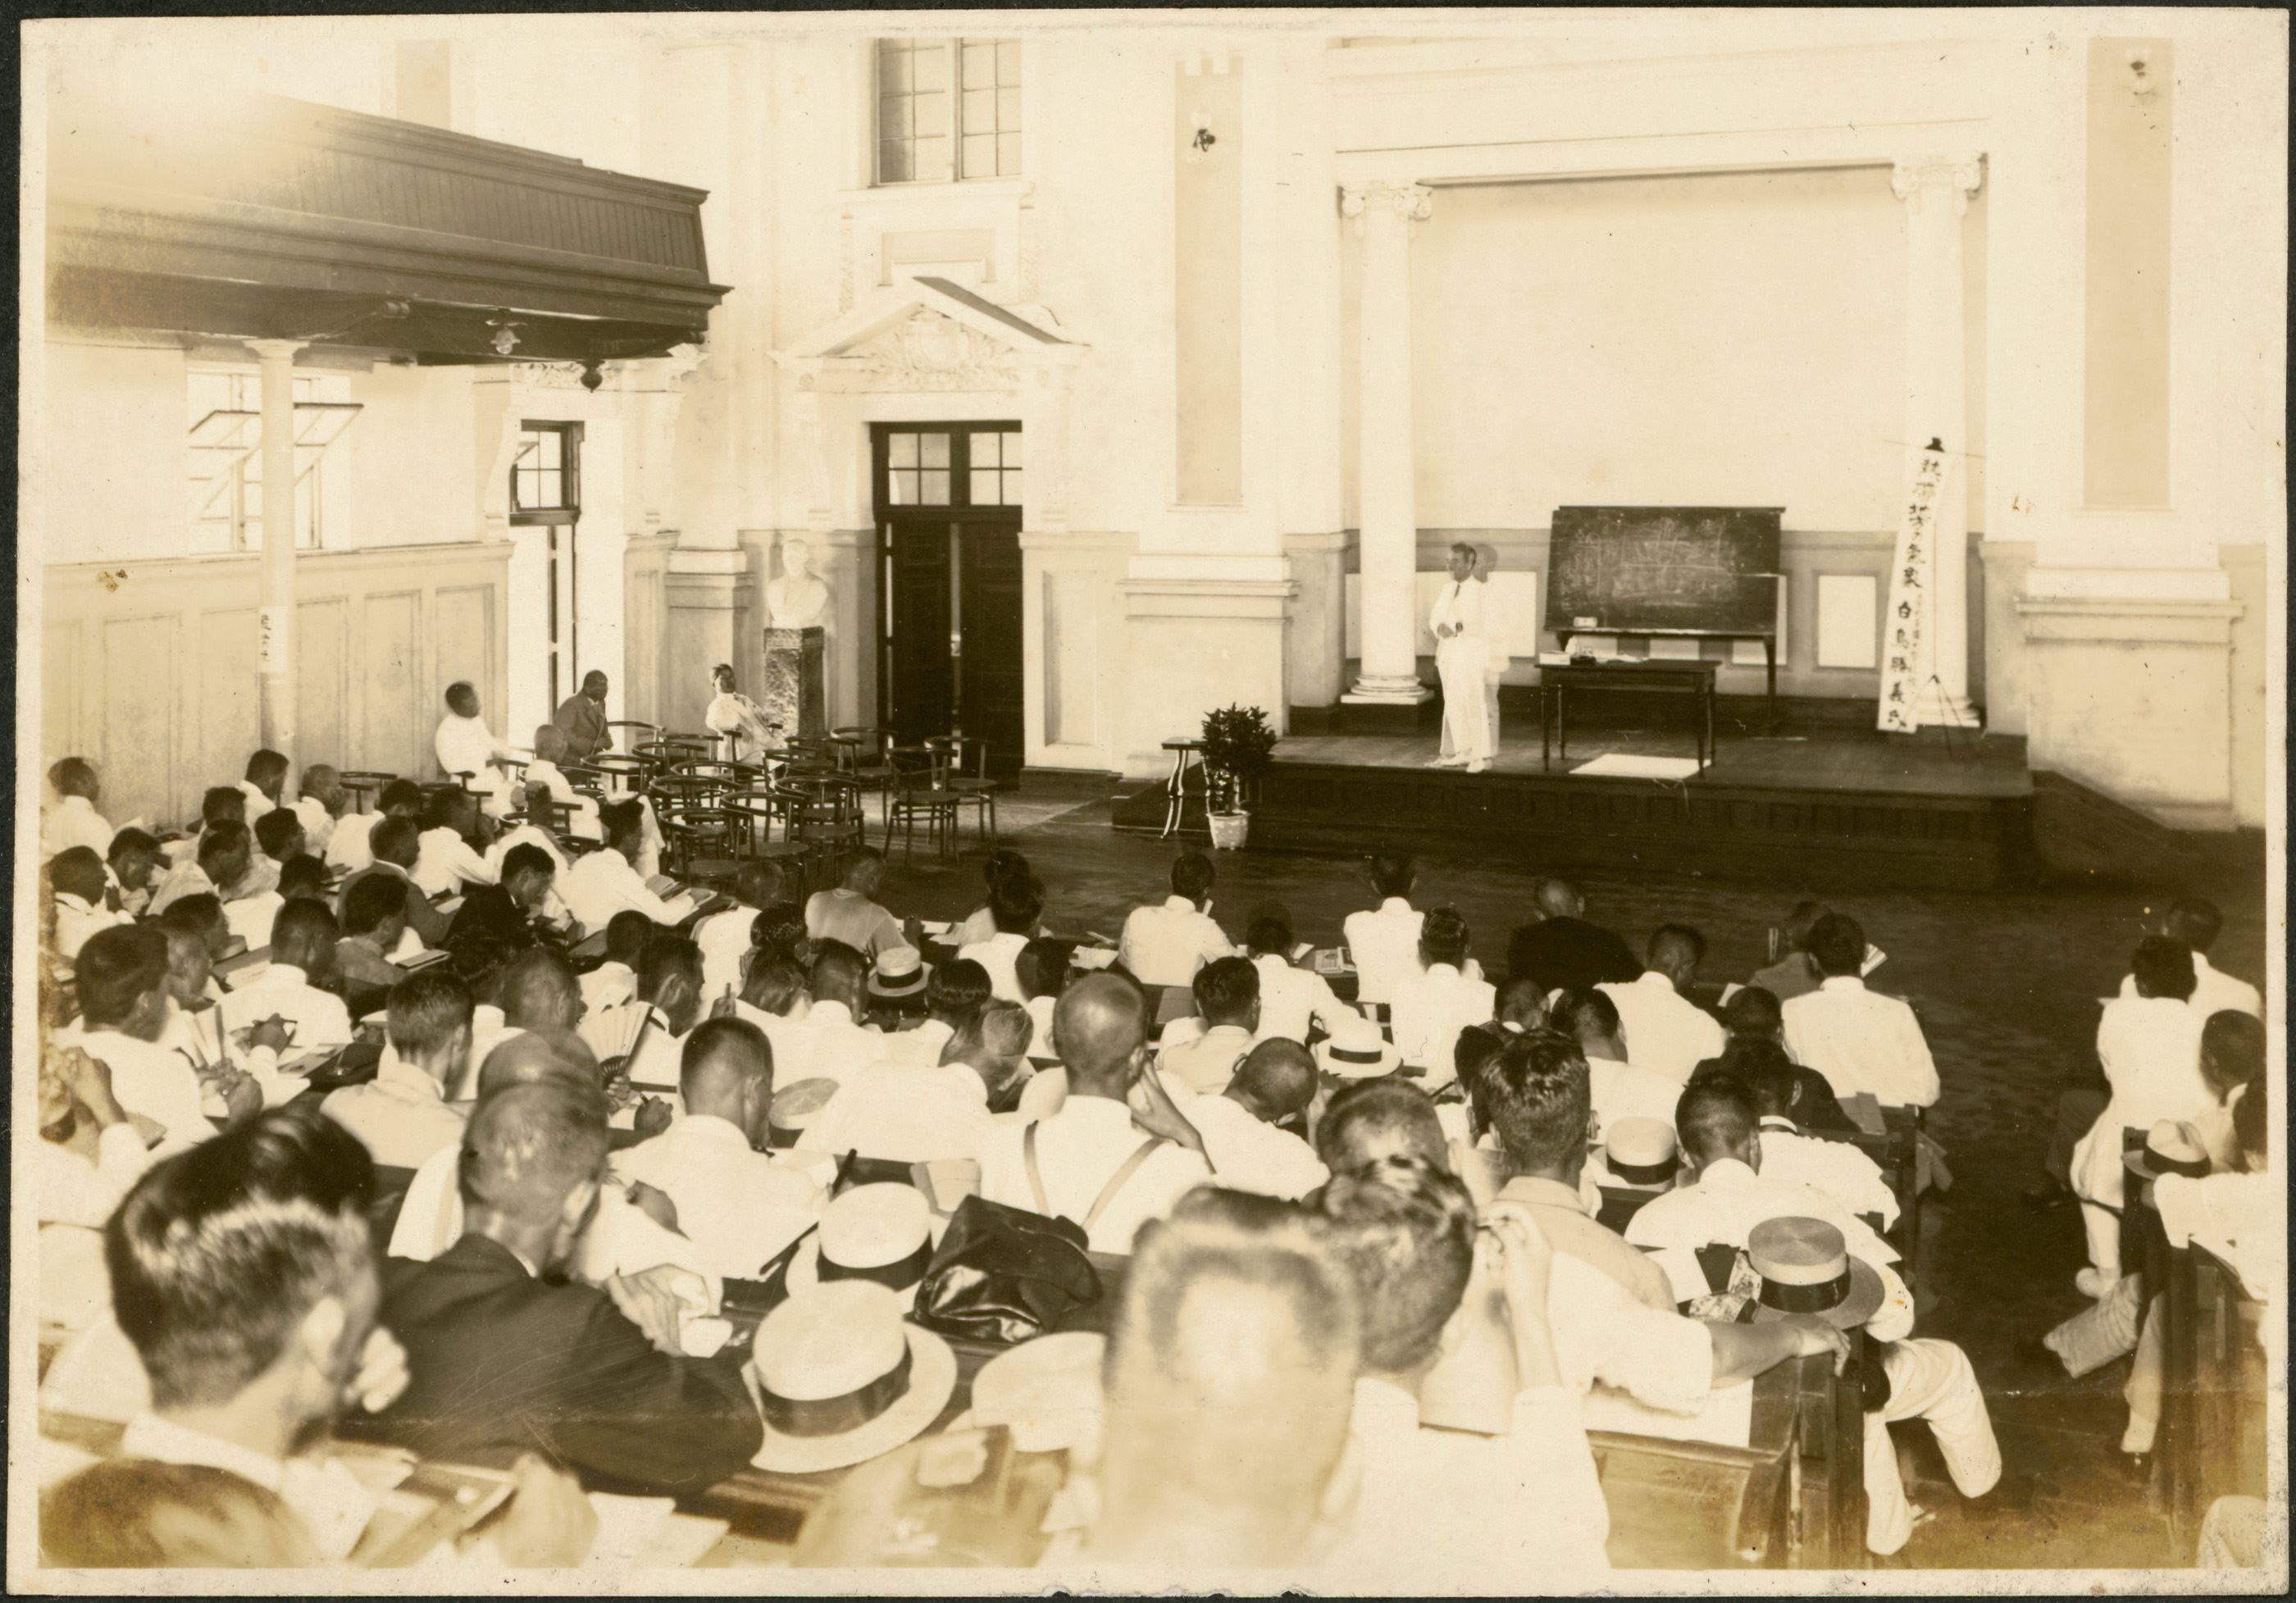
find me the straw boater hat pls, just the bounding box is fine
[767,1077,841,1149]
[750,1280,959,1474]
[968,1331,1108,1457]
[2125,1119,2212,1184]
[1745,1217,1888,1331]
[788,1183,945,1311]
[1596,1118,1679,1190]
[1314,1013,1403,1080]
[869,947,927,1000]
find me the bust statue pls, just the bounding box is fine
[765,537,831,631]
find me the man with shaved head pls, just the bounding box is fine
[1506,877,1641,998]
[364,1077,763,1491]
[1167,1039,1329,1200]
[781,939,889,1087]
[977,972,1213,1252]
[1597,923,1726,1085]
[612,1018,823,1277]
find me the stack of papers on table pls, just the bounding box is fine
[1569,754,1702,781]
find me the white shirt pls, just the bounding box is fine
[37,1125,152,1332]
[223,890,284,952]
[1250,952,1358,1045]
[413,826,494,899]
[321,1059,467,1171]
[612,1114,826,1279]
[562,847,694,930]
[326,813,380,872]
[2096,995,2210,1130]
[218,963,353,1053]
[695,906,761,1001]
[957,905,1000,947]
[1328,1378,1610,1587]
[798,1063,993,1165]
[144,860,217,919]
[1118,896,1233,989]
[1342,899,1424,1008]
[435,711,511,788]
[878,1018,957,1068]
[1547,1250,1716,1411]
[483,822,567,881]
[958,931,1030,1004]
[1597,972,1726,1086]
[237,780,280,823]
[1389,963,1496,1086]
[1024,995,1060,1059]
[1430,576,1487,649]
[1177,1092,1328,1200]
[782,1000,890,1087]
[579,1000,687,1091]
[2119,954,2262,1022]
[52,893,125,963]
[1157,1023,1255,1096]
[2154,1170,2278,1303]
[524,758,603,840]
[43,795,116,861]
[59,1027,213,1152]
[290,795,335,845]
[1587,1054,1688,1140]
[579,959,638,1018]
[1626,1158,1913,1342]
[1756,1117,1900,1228]
[978,1095,1214,1254]
[119,1411,378,1564]
[1781,977,1940,1108]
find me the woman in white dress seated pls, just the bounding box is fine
[704,664,781,761]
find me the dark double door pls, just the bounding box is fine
[874,424,1025,781]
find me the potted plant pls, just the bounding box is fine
[1200,704,1278,849]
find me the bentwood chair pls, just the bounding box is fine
[339,771,397,813]
[883,745,961,861]
[924,734,999,849]
[604,720,660,754]
[784,776,867,885]
[727,786,821,895]
[831,726,900,824]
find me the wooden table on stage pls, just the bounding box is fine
[1538,658,1720,772]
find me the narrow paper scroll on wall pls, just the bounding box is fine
[257,605,289,676]
[1877,441,1947,733]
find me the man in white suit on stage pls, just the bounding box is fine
[1428,543,1492,774]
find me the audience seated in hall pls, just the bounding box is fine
[1342,849,1429,1009]
[1780,912,1940,1108]
[43,756,117,861]
[107,827,166,918]
[611,1017,825,1277]
[977,972,1213,1253]
[148,818,242,920]
[1598,924,1726,1086]
[253,804,309,888]
[584,909,652,1018]
[1387,907,1494,1089]
[321,968,474,1170]
[1017,936,1072,1055]
[956,849,1035,946]
[433,681,518,818]
[956,868,1041,1002]
[1118,849,1234,988]
[525,723,604,840]
[1158,955,1261,1095]
[695,862,782,1001]
[65,926,238,1151]
[235,749,292,838]
[1553,988,1682,1140]
[1694,986,1856,1133]
[37,1042,157,1332]
[340,817,453,950]
[780,940,891,1090]
[796,999,1014,1165]
[1170,1039,1329,1201]
[362,1076,763,1491]
[805,847,915,963]
[1735,1047,1902,1227]
[1243,901,1360,1045]
[582,934,704,1093]
[48,846,124,963]
[414,790,495,899]
[335,874,412,994]
[2116,895,2262,1020]
[156,920,298,1118]
[1505,877,1641,997]
[1629,1076,2003,1557]
[449,842,574,959]
[219,900,355,1054]
[877,956,991,1068]
[1749,899,1831,1004]
[562,800,693,929]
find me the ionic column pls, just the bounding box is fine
[1341,180,1435,704]
[248,338,306,755]
[1892,156,1984,725]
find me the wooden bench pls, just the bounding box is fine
[2140,1207,2268,1554]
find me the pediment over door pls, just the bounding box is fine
[774,275,1082,394]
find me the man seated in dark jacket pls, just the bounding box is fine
[360,1077,763,1493]
[1506,878,1641,996]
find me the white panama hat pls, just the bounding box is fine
[750,1279,959,1474]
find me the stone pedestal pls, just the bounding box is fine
[763,626,827,740]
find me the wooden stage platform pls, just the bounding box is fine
[1116,724,2040,890]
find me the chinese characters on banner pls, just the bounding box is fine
[1877,440,1947,733]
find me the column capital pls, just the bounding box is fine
[245,337,307,362]
[1890,156,1984,216]
[1341,180,1434,235]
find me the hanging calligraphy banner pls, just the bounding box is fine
[1877,440,1947,732]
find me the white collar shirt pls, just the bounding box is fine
[1493,1174,1676,1312]
[1328,1376,1610,1587]
[145,860,217,919]
[121,1411,378,1564]
[1024,995,1059,1059]
[223,889,284,952]
[238,780,278,822]
[1429,576,1486,640]
[325,813,380,872]
[957,904,1000,947]
[562,847,693,930]
[797,1062,993,1166]
[38,1123,152,1231]
[1625,1158,1913,1342]
[1755,1116,1901,1228]
[321,1059,467,1171]
[43,794,116,860]
[1157,1022,1256,1095]
[52,892,126,963]
[730,1000,823,1087]
[54,1027,213,1154]
[1597,972,1726,1086]
[1780,977,1940,1108]
[2095,995,2211,1127]
[218,963,354,1052]
[958,931,1030,1003]
[1545,1250,1715,1412]
[579,959,638,1018]
[1117,896,1232,989]
[878,1018,956,1068]
[483,822,567,881]
[290,795,335,844]
[789,999,891,1087]
[695,907,761,1001]
[2119,953,2262,1021]
[414,827,494,899]
[2152,1170,2278,1304]
[1587,1055,1689,1141]
[977,1095,1213,1254]
[525,758,604,840]
[1174,1091,1328,1200]
[1388,963,1496,1086]
[1250,953,1357,1045]
[611,1114,825,1279]
[1341,898,1424,1007]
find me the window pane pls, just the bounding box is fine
[996,88,1020,130]
[919,470,951,505]
[962,134,995,179]
[920,432,950,467]
[1000,468,1022,504]
[540,470,563,508]
[970,430,1000,467]
[889,432,918,467]
[999,430,1023,467]
[880,93,912,139]
[962,88,994,133]
[997,132,1021,175]
[878,141,912,184]
[913,42,948,90]
[970,470,999,506]
[513,437,540,470]
[963,42,995,89]
[890,469,916,506]
[189,517,233,555]
[913,135,950,183]
[877,40,912,92]
[244,480,264,518]
[537,430,561,469]
[997,40,1021,86]
[911,90,946,139]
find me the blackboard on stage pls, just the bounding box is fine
[1544,506,1784,638]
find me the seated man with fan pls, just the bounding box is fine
[581,933,704,1097]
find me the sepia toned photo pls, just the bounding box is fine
[11,7,2285,1592]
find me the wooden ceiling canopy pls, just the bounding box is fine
[46,93,730,369]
